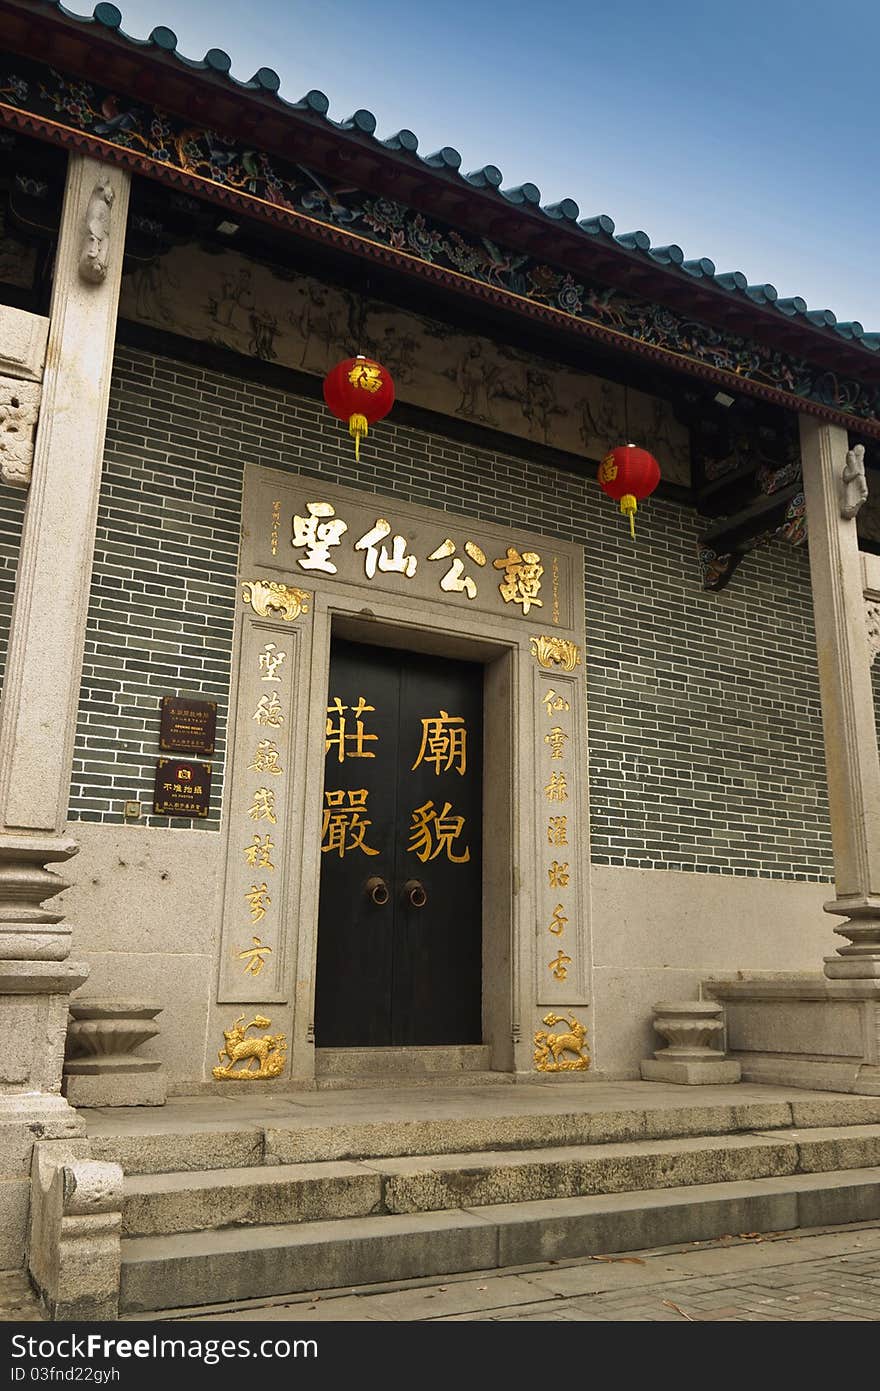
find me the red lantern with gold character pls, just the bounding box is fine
[598,444,661,538]
[323,355,395,461]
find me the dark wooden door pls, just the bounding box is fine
[315,638,483,1047]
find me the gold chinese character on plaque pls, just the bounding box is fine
[248,739,284,776]
[244,834,275,870]
[544,772,568,802]
[542,688,570,716]
[252,692,284,727]
[291,501,348,573]
[427,537,485,600]
[547,904,568,936]
[248,787,277,824]
[244,883,271,922]
[544,726,568,759]
[412,710,467,776]
[548,948,572,981]
[354,518,418,579]
[258,643,286,682]
[325,696,378,762]
[547,816,568,846]
[408,800,471,863]
[236,935,272,978]
[493,546,544,614]
[548,860,569,888]
[321,789,380,858]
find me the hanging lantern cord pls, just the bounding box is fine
[349,412,369,461]
[620,493,637,539]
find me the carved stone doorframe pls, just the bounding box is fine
[206,466,591,1083]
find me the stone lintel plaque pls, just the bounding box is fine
[160,695,217,754]
[154,758,212,818]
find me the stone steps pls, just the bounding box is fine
[314,1045,491,1076]
[121,1123,880,1238]
[119,1167,880,1314]
[90,1092,880,1175]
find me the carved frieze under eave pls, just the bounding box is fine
[0,375,41,486]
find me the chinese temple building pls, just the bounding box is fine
[4,0,880,1319]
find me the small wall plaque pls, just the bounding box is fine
[160,696,217,754]
[153,758,212,818]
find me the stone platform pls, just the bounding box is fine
[81,1079,880,1316]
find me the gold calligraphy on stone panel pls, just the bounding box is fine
[427,537,484,599]
[242,579,310,621]
[270,500,281,556]
[548,860,570,888]
[552,556,560,625]
[258,643,286,682]
[213,1014,286,1080]
[412,710,467,776]
[493,546,544,614]
[542,689,570,715]
[253,692,284,727]
[236,935,273,978]
[408,801,471,863]
[547,816,568,846]
[548,948,572,981]
[244,883,271,922]
[326,696,378,761]
[531,635,582,671]
[244,834,275,870]
[354,518,418,579]
[534,1012,589,1072]
[321,790,380,857]
[249,740,284,776]
[544,726,568,759]
[544,772,568,802]
[248,788,277,823]
[547,904,568,935]
[291,501,348,573]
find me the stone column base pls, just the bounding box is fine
[704,974,880,1094]
[640,1057,742,1085]
[63,1000,166,1107]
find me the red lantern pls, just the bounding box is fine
[323,355,395,461]
[598,445,661,538]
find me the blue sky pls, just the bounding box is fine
[91,1,880,326]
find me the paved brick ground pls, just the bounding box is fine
[153,1221,880,1322]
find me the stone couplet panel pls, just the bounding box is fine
[210,465,589,1077]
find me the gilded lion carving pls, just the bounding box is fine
[213,1013,287,1080]
[534,1011,590,1072]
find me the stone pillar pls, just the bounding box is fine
[800,416,880,977]
[0,154,130,1266]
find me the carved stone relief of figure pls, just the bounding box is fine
[0,376,41,485]
[79,176,114,284]
[842,443,868,520]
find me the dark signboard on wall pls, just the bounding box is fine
[153,758,212,818]
[160,696,217,755]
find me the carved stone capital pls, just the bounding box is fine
[841,443,868,520]
[78,175,115,285]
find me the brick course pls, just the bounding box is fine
[0,344,834,877]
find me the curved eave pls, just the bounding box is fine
[3,0,879,389]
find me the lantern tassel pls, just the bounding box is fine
[620,493,637,539]
[349,412,369,461]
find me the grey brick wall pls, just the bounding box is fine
[61,344,832,878]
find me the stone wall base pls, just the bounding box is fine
[704,974,880,1095]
